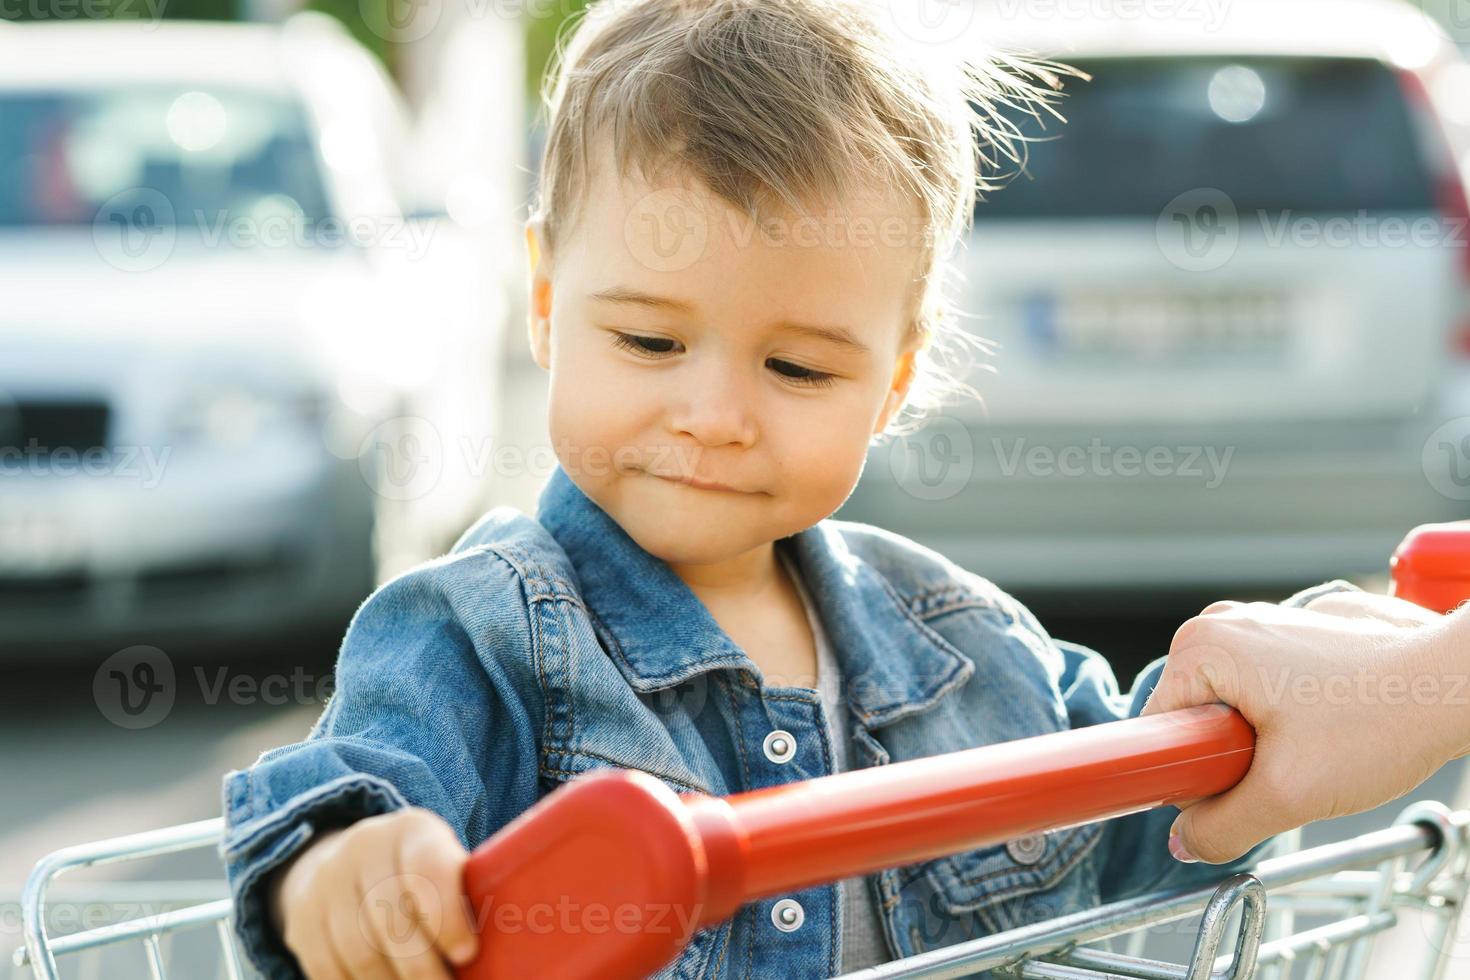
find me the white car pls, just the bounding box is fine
[839,0,1470,598]
[0,16,495,652]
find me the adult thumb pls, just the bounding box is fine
[1168,787,1277,865]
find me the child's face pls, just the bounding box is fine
[525,144,924,570]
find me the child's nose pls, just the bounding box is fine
[668,368,759,448]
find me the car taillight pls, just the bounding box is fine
[1455,316,1470,356]
[1398,66,1470,357]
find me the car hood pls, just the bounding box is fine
[0,230,408,396]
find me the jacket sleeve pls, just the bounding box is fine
[217,548,545,980]
[1049,578,1363,902]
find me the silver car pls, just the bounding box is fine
[0,16,437,652]
[840,0,1470,597]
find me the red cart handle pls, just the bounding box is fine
[456,521,1470,980]
[457,704,1250,979]
[1390,521,1470,614]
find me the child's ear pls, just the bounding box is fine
[873,344,920,436]
[525,218,553,372]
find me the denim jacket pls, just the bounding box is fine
[220,462,1356,979]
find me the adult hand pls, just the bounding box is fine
[1141,594,1470,864]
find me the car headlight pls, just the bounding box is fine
[169,384,323,448]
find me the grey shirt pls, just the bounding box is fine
[782,547,892,974]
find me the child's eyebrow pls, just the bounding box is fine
[591,286,872,356]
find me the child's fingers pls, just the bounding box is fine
[328,893,399,980]
[288,913,350,980]
[353,849,457,980]
[369,867,461,980]
[399,865,475,973]
[295,940,351,980]
[397,814,479,967]
[281,856,354,980]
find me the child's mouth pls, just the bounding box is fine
[647,469,749,494]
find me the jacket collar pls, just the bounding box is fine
[534,464,972,729]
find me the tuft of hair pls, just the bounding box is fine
[529,0,1084,440]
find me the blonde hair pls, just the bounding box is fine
[529,0,1077,439]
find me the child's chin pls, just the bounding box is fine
[624,516,757,567]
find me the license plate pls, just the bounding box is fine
[0,509,82,576]
[1024,289,1294,363]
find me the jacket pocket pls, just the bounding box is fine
[921,820,1105,935]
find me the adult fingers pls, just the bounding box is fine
[1304,591,1442,628]
[1166,735,1300,864]
[1140,636,1237,718]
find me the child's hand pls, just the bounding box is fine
[267,807,479,979]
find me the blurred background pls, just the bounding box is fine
[3,0,1470,975]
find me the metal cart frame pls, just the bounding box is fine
[12,800,1469,980]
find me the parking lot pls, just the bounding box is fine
[7,1,1470,978]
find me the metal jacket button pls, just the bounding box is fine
[770,898,804,932]
[1006,833,1047,866]
[763,729,796,763]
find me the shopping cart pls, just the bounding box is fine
[13,523,1470,980]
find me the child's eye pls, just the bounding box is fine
[610,331,679,357]
[610,331,835,388]
[767,358,836,388]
